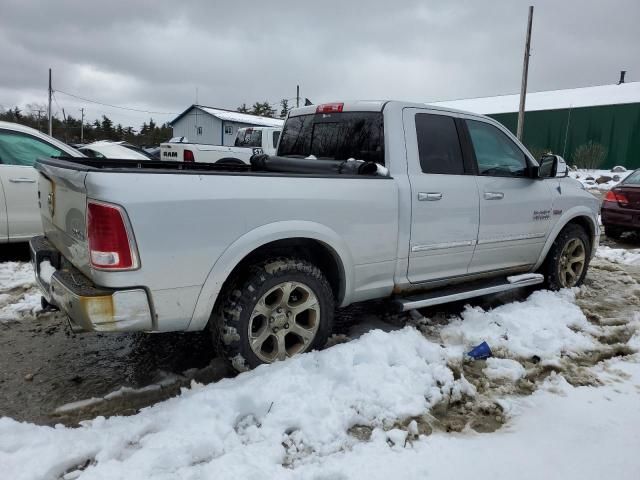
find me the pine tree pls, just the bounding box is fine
[101,115,115,139]
[280,99,290,119]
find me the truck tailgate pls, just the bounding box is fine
[36,161,91,277]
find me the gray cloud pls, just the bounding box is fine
[0,0,637,129]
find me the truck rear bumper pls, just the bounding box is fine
[30,236,153,333]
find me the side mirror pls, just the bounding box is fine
[554,155,569,177]
[537,154,568,178]
[537,155,556,178]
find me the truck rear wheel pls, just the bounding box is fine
[217,258,334,371]
[543,224,591,290]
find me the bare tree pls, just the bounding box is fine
[572,141,607,169]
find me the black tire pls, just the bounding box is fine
[604,226,623,240]
[215,258,334,371]
[543,224,591,290]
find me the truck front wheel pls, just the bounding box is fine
[218,258,334,371]
[543,224,591,290]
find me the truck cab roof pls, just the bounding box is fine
[288,100,489,120]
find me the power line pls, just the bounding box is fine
[55,88,292,116]
[55,89,180,115]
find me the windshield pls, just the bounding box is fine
[277,112,384,165]
[623,170,640,185]
[122,143,155,160]
[235,129,262,147]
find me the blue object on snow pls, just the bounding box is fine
[467,341,493,360]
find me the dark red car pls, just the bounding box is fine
[601,169,640,239]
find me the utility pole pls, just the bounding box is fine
[296,85,300,108]
[61,108,68,143]
[48,68,53,136]
[80,108,85,143]
[34,109,45,132]
[516,6,533,142]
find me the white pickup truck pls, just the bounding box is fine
[160,126,282,164]
[31,101,599,371]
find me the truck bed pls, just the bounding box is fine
[34,155,400,332]
[38,157,390,179]
[39,157,252,173]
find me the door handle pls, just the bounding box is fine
[418,192,443,201]
[9,178,36,183]
[484,192,504,200]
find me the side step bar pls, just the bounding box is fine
[394,273,544,311]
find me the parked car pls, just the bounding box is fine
[143,146,161,159]
[79,141,155,160]
[30,101,600,370]
[160,126,282,164]
[0,121,84,243]
[601,168,640,239]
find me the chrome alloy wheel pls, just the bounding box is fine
[248,281,320,362]
[558,238,586,287]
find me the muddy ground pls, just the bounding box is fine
[1,235,638,427]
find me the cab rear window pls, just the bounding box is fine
[277,112,384,165]
[235,129,262,148]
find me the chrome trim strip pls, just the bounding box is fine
[411,239,476,252]
[477,232,546,245]
[397,275,544,311]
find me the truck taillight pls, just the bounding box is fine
[87,201,138,270]
[316,103,343,114]
[183,149,195,162]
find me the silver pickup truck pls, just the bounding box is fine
[30,100,600,370]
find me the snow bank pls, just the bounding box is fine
[0,262,36,292]
[597,246,640,266]
[483,357,526,381]
[0,262,41,322]
[1,285,621,479]
[0,328,473,479]
[568,169,631,191]
[292,358,640,480]
[440,289,599,361]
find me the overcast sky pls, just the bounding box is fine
[1,0,637,129]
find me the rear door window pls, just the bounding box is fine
[278,112,384,165]
[415,113,464,175]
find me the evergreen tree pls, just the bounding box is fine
[101,115,115,139]
[280,99,290,118]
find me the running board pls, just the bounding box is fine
[394,273,544,311]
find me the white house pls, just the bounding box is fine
[169,105,284,146]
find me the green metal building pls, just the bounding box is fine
[432,81,640,169]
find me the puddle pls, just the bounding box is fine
[0,312,233,425]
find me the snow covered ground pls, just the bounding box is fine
[0,257,638,479]
[0,262,41,323]
[568,168,631,191]
[597,245,640,265]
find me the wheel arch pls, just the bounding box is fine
[187,221,354,331]
[534,208,599,271]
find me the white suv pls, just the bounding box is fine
[0,121,84,243]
